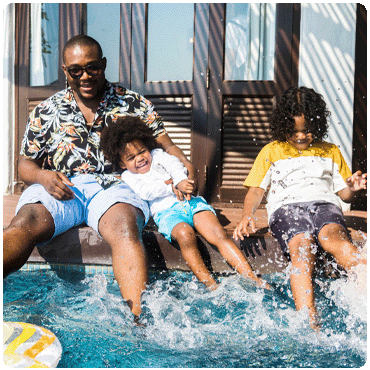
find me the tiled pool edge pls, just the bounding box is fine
[20,261,115,278]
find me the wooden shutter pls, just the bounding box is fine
[149,96,193,161]
[220,95,273,202]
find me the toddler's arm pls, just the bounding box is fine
[122,172,173,201]
[176,178,195,195]
[154,149,191,201]
[337,170,367,203]
[233,187,265,241]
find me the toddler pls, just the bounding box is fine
[101,116,268,291]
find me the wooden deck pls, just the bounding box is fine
[3,194,367,275]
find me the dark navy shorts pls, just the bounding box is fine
[269,201,349,254]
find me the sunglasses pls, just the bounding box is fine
[66,64,102,79]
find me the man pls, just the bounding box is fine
[3,35,197,324]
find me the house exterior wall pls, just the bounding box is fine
[3,3,15,195]
[299,3,357,169]
[2,3,363,199]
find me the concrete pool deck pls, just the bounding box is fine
[3,194,367,275]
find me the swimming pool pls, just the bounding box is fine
[3,268,366,367]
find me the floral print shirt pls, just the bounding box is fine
[20,81,166,189]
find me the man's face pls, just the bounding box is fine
[62,44,106,103]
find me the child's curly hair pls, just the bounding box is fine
[269,86,331,142]
[100,115,159,169]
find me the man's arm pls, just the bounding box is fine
[18,156,75,200]
[155,133,198,199]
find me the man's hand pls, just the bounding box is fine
[39,170,75,200]
[156,133,198,197]
[186,172,198,196]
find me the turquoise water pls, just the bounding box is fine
[3,269,366,368]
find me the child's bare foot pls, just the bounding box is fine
[134,316,146,327]
[309,310,321,332]
[207,282,218,291]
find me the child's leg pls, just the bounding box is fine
[193,211,267,287]
[318,223,366,269]
[288,232,319,330]
[171,222,218,290]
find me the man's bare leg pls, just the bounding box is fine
[98,203,147,323]
[3,203,55,277]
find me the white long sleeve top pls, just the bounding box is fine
[121,148,188,217]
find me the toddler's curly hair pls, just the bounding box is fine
[100,115,158,169]
[269,86,331,142]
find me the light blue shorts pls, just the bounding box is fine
[153,196,216,242]
[15,174,150,241]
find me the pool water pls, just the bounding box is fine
[3,268,366,368]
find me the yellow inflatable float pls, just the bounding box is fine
[3,322,62,368]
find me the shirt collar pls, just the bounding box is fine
[63,80,115,114]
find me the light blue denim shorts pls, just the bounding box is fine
[153,196,216,242]
[15,174,150,240]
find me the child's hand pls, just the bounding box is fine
[346,171,367,192]
[164,178,189,201]
[176,179,195,196]
[233,215,257,241]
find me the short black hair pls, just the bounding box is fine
[269,86,331,142]
[100,115,159,169]
[63,35,103,63]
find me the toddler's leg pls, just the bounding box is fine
[171,222,218,290]
[193,211,267,288]
[288,232,319,331]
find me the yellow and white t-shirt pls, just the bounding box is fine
[244,141,352,219]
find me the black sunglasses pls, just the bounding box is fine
[66,64,102,79]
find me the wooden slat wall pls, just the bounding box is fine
[221,96,273,202]
[149,96,193,161]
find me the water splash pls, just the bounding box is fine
[3,269,367,367]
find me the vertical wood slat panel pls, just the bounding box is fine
[221,96,273,202]
[148,96,193,161]
[28,100,42,116]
